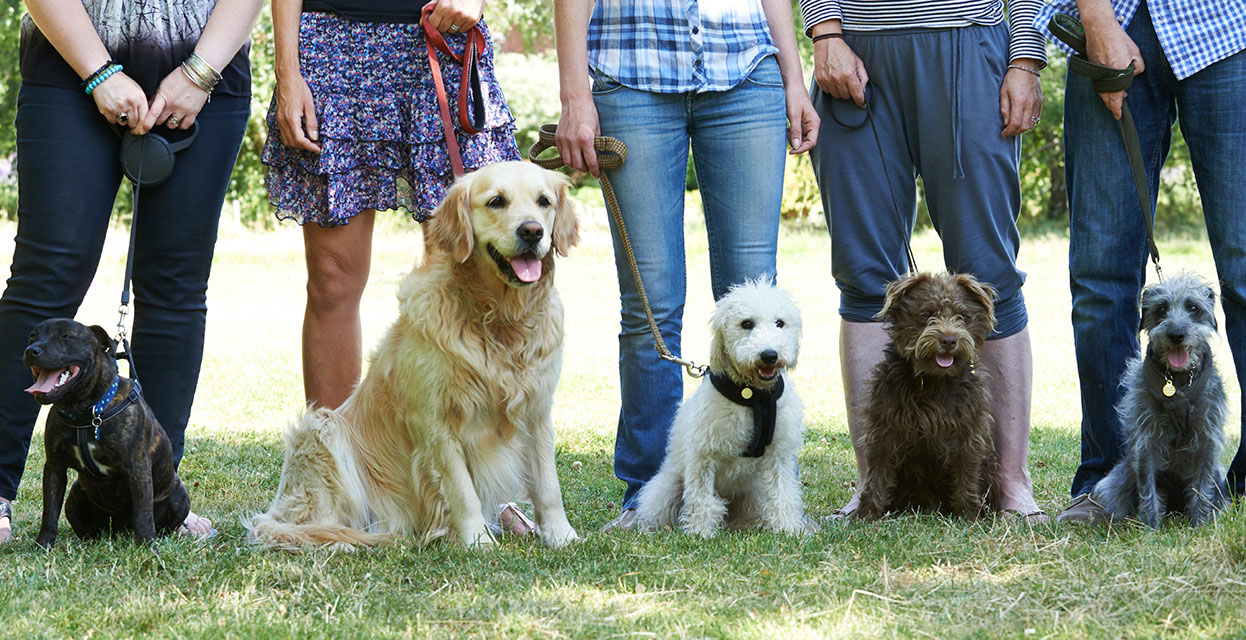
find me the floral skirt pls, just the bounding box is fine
[262,12,520,226]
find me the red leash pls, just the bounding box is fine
[421,3,486,178]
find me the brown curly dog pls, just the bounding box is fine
[854,271,1003,520]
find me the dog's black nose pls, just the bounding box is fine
[939,335,957,350]
[760,349,779,365]
[1168,332,1186,344]
[24,345,41,360]
[516,221,544,244]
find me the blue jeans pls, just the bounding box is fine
[592,56,787,510]
[0,84,250,501]
[1065,2,1246,497]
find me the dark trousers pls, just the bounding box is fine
[0,84,249,501]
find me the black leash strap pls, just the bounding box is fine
[1050,13,1163,280]
[115,140,143,382]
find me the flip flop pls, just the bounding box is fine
[496,503,538,536]
[1002,508,1051,525]
[177,513,219,542]
[0,500,12,544]
[827,507,855,521]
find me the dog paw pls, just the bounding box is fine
[460,526,497,548]
[683,522,719,538]
[541,525,581,549]
[35,534,55,550]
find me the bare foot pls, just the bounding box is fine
[0,498,11,544]
[997,474,1049,523]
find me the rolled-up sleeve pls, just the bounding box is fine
[799,0,843,36]
[1008,0,1050,67]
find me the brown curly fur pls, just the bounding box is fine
[854,271,1003,520]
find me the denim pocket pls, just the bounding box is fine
[591,73,626,96]
[742,56,784,89]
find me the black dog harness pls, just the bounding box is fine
[708,370,785,458]
[55,376,142,478]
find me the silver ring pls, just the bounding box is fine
[1031,115,1041,125]
[449,23,460,31]
[117,112,128,125]
[168,115,181,127]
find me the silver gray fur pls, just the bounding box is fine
[1095,272,1228,528]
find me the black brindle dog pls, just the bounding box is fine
[24,318,188,547]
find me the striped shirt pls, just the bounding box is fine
[799,0,1048,66]
[587,0,778,93]
[1033,0,1246,80]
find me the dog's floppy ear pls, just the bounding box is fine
[1206,285,1219,332]
[549,170,580,256]
[89,325,117,357]
[1138,284,1163,334]
[426,174,475,263]
[954,273,997,334]
[876,272,929,322]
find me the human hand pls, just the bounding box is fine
[785,87,819,153]
[143,66,209,132]
[555,95,601,176]
[814,38,869,108]
[999,61,1042,138]
[274,69,322,153]
[1085,20,1144,119]
[90,71,149,134]
[425,0,484,34]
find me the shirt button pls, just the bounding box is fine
[692,26,699,34]
[694,58,703,67]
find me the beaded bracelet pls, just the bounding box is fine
[84,64,122,95]
[80,60,119,89]
[1007,63,1042,78]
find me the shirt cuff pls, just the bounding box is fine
[1008,0,1049,68]
[799,0,843,38]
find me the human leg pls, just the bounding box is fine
[301,212,376,409]
[1173,47,1246,495]
[592,80,692,513]
[911,24,1039,516]
[690,55,786,298]
[0,85,121,527]
[1062,7,1175,500]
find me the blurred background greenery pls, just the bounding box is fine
[0,0,1204,232]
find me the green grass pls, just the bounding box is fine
[0,203,1243,639]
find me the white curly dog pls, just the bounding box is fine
[635,279,807,536]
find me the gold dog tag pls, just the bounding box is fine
[741,388,754,400]
[1163,380,1176,397]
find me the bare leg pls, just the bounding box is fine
[979,328,1043,517]
[302,211,376,409]
[835,321,889,515]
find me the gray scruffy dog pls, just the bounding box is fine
[1095,272,1228,528]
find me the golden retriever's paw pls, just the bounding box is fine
[459,524,497,549]
[540,522,580,549]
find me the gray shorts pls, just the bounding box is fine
[810,23,1027,339]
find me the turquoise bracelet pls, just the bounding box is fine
[84,64,122,95]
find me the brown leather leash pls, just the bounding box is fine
[530,124,707,378]
[421,3,486,177]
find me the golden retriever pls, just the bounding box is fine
[247,161,581,549]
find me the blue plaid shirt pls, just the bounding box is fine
[1033,0,1246,80]
[587,0,779,93]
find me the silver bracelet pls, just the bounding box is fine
[1008,63,1042,78]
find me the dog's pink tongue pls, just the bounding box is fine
[935,354,955,368]
[1168,346,1190,369]
[25,367,65,395]
[510,256,543,283]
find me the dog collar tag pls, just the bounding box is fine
[1163,380,1176,397]
[741,388,753,400]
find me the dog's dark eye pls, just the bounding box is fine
[775,319,785,328]
[1157,303,1169,315]
[1186,302,1199,314]
[741,319,755,330]
[920,311,931,320]
[537,195,552,208]
[487,195,507,209]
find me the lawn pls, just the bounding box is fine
[0,198,1243,639]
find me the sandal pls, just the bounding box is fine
[176,512,219,542]
[0,499,12,544]
[494,503,538,536]
[1002,508,1051,525]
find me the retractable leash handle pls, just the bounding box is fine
[1049,14,1163,281]
[529,124,708,379]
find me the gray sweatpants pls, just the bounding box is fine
[810,22,1027,338]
